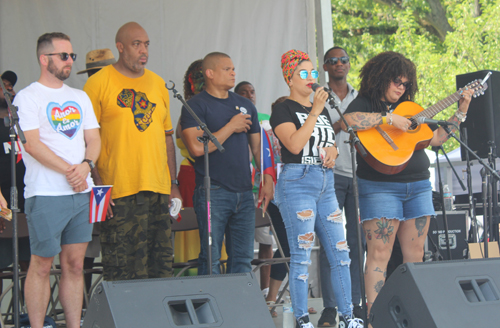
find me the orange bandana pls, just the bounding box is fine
[281,49,310,84]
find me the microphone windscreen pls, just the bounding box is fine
[311,83,321,92]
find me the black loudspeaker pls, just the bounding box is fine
[456,70,500,160]
[370,259,500,328]
[427,211,469,260]
[82,272,275,328]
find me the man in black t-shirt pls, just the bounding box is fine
[181,52,274,275]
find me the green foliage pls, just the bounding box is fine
[332,0,500,152]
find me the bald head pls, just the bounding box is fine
[114,22,149,77]
[202,52,231,78]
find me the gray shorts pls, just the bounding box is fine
[25,193,93,258]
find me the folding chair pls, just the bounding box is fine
[252,207,290,312]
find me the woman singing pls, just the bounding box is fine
[270,50,363,328]
[343,51,474,325]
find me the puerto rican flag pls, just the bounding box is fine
[89,185,113,223]
[261,125,276,183]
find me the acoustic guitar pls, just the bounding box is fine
[356,79,489,175]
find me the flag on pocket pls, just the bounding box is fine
[89,185,113,223]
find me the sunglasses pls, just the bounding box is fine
[324,56,349,65]
[44,52,77,61]
[299,70,319,79]
[393,77,412,89]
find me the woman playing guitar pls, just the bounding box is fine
[342,51,474,326]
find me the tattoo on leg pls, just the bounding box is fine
[415,216,427,237]
[374,280,384,293]
[374,218,394,244]
[374,267,387,277]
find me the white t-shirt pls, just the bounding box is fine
[14,82,100,198]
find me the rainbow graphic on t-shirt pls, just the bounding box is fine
[47,101,82,139]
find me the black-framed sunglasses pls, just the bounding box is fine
[324,56,349,65]
[393,77,412,89]
[44,52,77,61]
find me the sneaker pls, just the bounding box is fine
[352,305,364,319]
[317,307,338,327]
[338,315,364,328]
[296,315,314,328]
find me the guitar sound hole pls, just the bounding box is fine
[408,118,418,131]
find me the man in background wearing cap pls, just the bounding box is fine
[0,70,31,296]
[84,22,181,281]
[77,48,116,299]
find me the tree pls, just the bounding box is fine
[332,0,500,152]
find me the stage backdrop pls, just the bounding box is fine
[0,0,316,123]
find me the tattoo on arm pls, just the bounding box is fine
[349,113,382,131]
[374,267,387,277]
[415,216,428,237]
[374,280,384,294]
[365,229,372,240]
[374,218,394,244]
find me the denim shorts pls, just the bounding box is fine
[25,193,92,258]
[357,177,435,222]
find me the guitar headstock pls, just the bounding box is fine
[460,78,489,98]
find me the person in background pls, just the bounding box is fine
[318,46,364,327]
[0,70,30,297]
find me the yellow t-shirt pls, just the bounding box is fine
[83,65,173,199]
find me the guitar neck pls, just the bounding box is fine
[412,91,461,119]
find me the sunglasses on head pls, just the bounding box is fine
[324,56,349,65]
[44,52,77,61]
[393,77,411,89]
[299,69,319,79]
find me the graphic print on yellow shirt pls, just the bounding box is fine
[117,89,156,132]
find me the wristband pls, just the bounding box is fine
[455,110,466,122]
[382,116,387,125]
[388,113,393,125]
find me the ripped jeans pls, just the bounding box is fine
[275,164,353,319]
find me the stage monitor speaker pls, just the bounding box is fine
[370,259,500,328]
[82,272,275,328]
[456,70,500,160]
[427,210,469,260]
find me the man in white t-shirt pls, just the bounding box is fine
[14,32,100,328]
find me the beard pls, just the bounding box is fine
[47,57,71,81]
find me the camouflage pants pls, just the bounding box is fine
[100,191,173,281]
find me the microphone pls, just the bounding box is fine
[417,117,453,126]
[312,83,337,106]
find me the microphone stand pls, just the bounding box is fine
[461,128,479,243]
[166,82,224,275]
[1,78,26,328]
[326,94,368,324]
[441,123,500,258]
[486,141,499,242]
[432,145,466,260]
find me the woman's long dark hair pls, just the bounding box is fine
[358,51,418,112]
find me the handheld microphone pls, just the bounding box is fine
[417,117,452,126]
[312,83,337,105]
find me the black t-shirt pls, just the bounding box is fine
[344,95,437,183]
[270,99,335,164]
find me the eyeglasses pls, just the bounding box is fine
[393,77,412,89]
[44,52,77,61]
[324,56,349,65]
[299,70,319,79]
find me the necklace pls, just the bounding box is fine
[289,98,312,113]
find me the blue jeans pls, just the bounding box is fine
[320,174,365,308]
[194,184,255,275]
[275,164,353,319]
